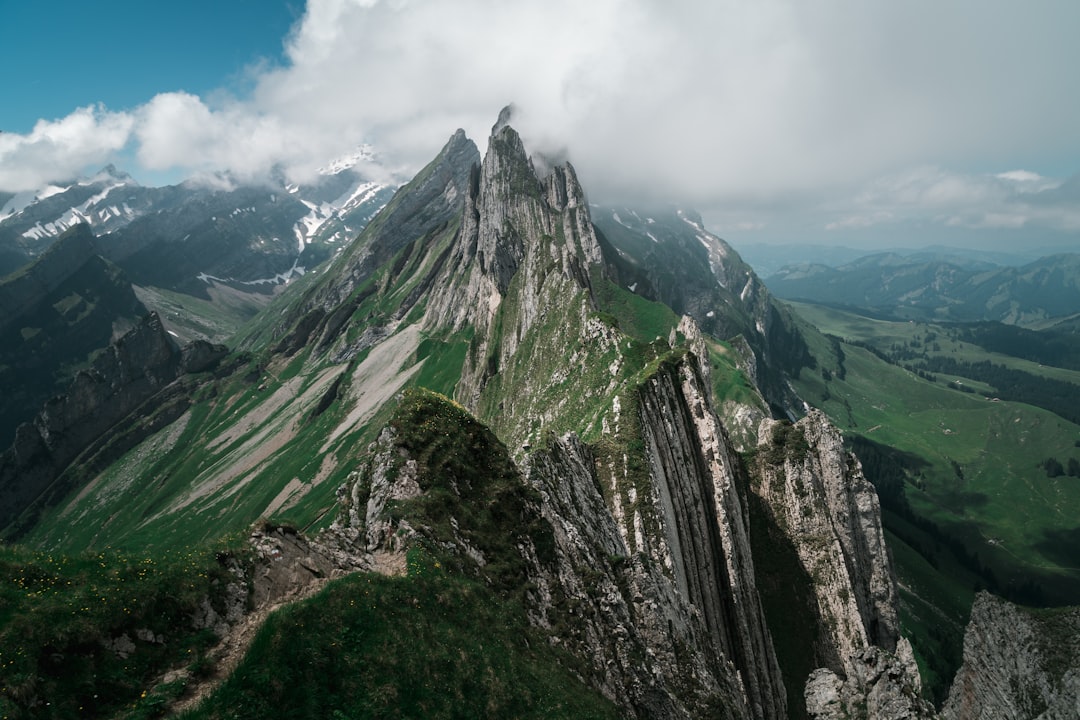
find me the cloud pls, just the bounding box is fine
[824,166,1080,234]
[1,0,1077,246]
[0,106,133,189]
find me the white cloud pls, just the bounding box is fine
[0,106,133,189]
[824,166,1080,234]
[1,0,1077,246]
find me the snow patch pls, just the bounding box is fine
[677,209,702,230]
[319,144,377,175]
[198,258,306,287]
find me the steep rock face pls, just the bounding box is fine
[631,355,787,719]
[592,206,811,416]
[0,225,101,330]
[0,313,187,536]
[0,224,149,446]
[942,592,1080,719]
[751,410,931,718]
[330,382,790,719]
[526,431,754,719]
[424,111,603,406]
[416,113,787,716]
[756,410,899,657]
[304,129,479,315]
[252,129,479,356]
[804,642,928,720]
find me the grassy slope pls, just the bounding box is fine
[182,567,619,720]
[24,223,470,554]
[184,390,618,720]
[0,543,239,720]
[790,301,1080,384]
[789,301,1080,596]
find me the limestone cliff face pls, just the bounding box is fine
[592,206,811,417]
[942,592,1080,720]
[313,129,479,313]
[329,373,792,719]
[526,431,755,719]
[752,410,931,718]
[424,109,603,407]
[253,129,480,356]
[630,354,787,719]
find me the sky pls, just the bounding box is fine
[1,0,1078,252]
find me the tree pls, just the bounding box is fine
[1043,457,1065,477]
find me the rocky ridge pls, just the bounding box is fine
[425,108,604,409]
[0,312,228,538]
[753,410,931,718]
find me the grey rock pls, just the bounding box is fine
[943,592,1080,720]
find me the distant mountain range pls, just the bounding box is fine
[765,251,1080,326]
[0,158,398,293]
[737,243,1065,279]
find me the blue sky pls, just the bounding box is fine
[1,0,1078,251]
[0,1,297,133]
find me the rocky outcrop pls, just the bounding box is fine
[324,383,791,719]
[942,592,1080,719]
[275,129,479,329]
[424,108,604,406]
[592,206,812,416]
[631,354,787,719]
[180,339,230,373]
[0,224,150,446]
[805,641,928,720]
[527,431,755,719]
[752,410,932,718]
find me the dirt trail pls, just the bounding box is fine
[169,529,376,715]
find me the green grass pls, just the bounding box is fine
[707,338,765,409]
[590,272,678,343]
[789,300,1080,386]
[182,562,619,720]
[885,527,973,706]
[175,388,618,719]
[133,284,269,345]
[407,330,473,398]
[376,389,557,595]
[790,307,1080,596]
[0,543,241,720]
[23,344,381,553]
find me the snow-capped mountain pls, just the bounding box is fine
[0,160,400,284]
[0,166,155,273]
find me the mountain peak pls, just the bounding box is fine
[491,103,516,136]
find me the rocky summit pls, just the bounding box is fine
[0,110,1074,720]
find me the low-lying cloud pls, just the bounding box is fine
[2,0,1077,246]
